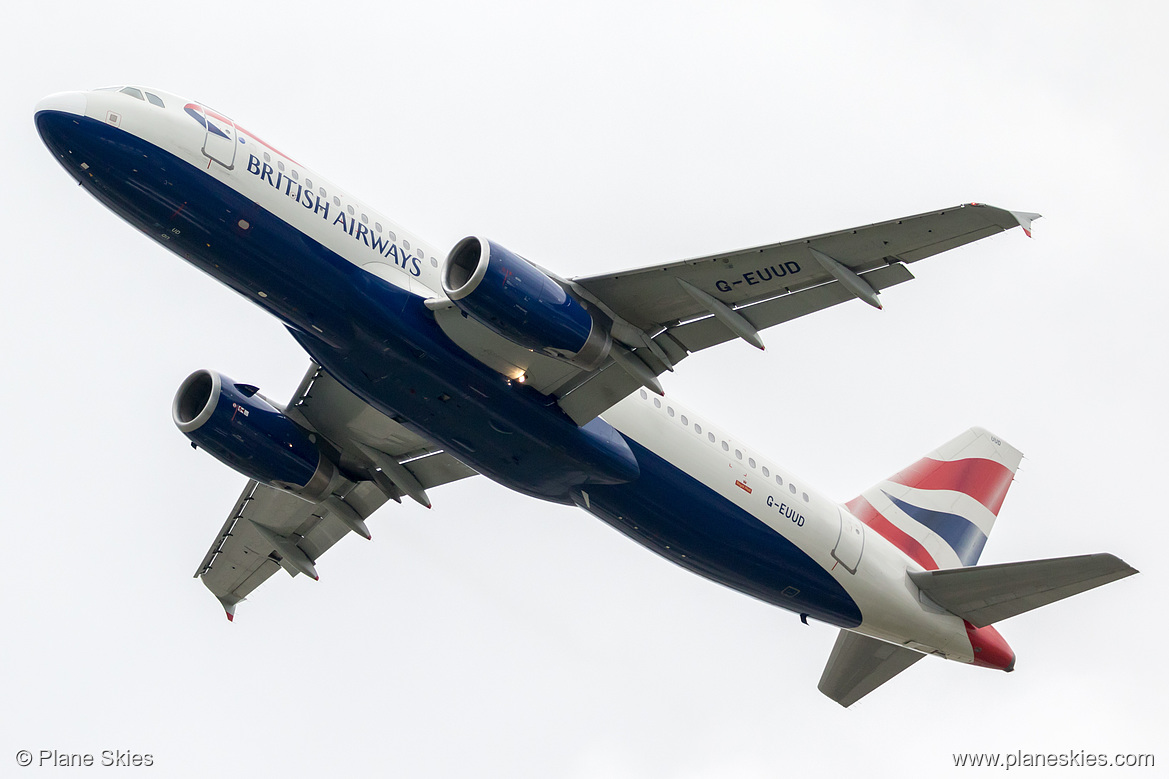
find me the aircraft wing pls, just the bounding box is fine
[194,363,477,620]
[431,204,1037,425]
[573,203,1037,334]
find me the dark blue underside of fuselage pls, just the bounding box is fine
[585,438,861,626]
[36,110,861,627]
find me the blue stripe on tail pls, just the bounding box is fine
[883,492,988,566]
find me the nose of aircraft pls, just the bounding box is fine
[35,90,88,118]
[35,91,94,174]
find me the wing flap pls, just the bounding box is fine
[909,553,1138,628]
[817,630,925,707]
[669,263,914,353]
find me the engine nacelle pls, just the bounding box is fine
[441,237,612,370]
[173,370,337,501]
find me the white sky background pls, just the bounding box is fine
[3,1,1166,776]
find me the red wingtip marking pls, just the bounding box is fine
[225,612,234,622]
[1023,227,1033,238]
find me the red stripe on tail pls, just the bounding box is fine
[846,497,938,570]
[887,457,1014,516]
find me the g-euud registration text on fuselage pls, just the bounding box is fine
[36,86,1137,706]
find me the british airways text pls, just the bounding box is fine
[245,154,422,276]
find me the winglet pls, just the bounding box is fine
[1009,210,1042,238]
[217,596,238,623]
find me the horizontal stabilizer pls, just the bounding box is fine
[818,630,925,707]
[909,553,1138,628]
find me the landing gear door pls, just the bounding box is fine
[832,507,865,574]
[195,103,238,170]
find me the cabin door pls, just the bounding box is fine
[195,103,238,170]
[832,508,865,574]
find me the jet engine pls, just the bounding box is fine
[173,369,337,501]
[440,237,612,370]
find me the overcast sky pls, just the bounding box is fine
[4,1,1166,776]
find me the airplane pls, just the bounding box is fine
[35,85,1138,707]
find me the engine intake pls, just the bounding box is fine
[441,237,611,370]
[173,370,337,501]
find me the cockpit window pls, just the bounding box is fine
[145,92,165,108]
[120,87,145,101]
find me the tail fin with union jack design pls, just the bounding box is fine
[846,428,1023,570]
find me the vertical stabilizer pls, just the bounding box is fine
[846,428,1022,569]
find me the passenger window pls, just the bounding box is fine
[695,424,702,434]
[802,492,810,503]
[680,415,688,426]
[721,441,729,452]
[735,449,742,460]
[404,240,412,251]
[119,87,144,100]
[375,223,383,232]
[762,466,770,477]
[291,169,299,180]
[776,475,784,486]
[708,432,715,443]
[277,161,285,172]
[145,92,165,108]
[361,214,369,225]
[789,483,797,495]
[639,390,648,400]
[667,407,675,417]
[749,458,756,469]
[653,398,661,409]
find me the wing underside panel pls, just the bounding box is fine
[194,363,477,617]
